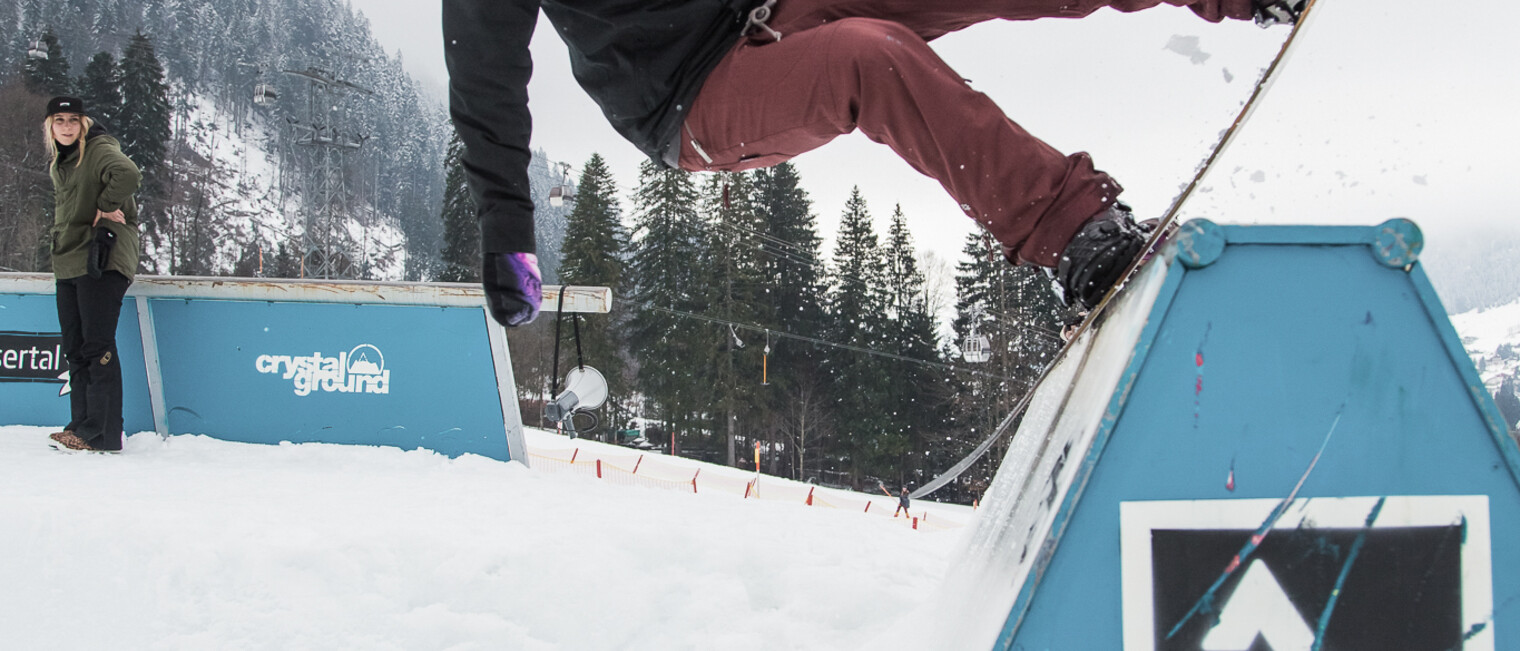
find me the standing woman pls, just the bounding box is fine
[44,96,142,453]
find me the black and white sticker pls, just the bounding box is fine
[1121,496,1492,651]
[0,331,65,383]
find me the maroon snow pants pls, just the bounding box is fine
[679,0,1255,267]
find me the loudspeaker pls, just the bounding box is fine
[543,366,608,425]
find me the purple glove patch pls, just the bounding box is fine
[484,252,542,327]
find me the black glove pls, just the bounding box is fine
[482,252,542,327]
[87,227,117,279]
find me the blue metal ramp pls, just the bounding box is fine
[939,220,1519,650]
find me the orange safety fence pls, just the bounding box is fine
[526,444,966,531]
[529,452,700,493]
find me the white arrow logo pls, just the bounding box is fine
[1202,559,1314,651]
[58,370,70,396]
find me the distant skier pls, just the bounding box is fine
[444,0,1307,326]
[895,487,912,519]
[878,482,912,517]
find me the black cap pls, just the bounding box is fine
[46,96,85,118]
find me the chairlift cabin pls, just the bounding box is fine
[548,162,574,207]
[549,184,576,208]
[963,332,991,363]
[253,83,278,105]
[27,40,47,60]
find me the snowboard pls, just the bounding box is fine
[914,0,1323,498]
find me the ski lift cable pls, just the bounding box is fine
[613,297,1030,385]
[711,220,818,256]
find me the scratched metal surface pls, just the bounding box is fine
[933,254,1173,651]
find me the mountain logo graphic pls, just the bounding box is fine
[347,345,385,376]
[255,344,392,397]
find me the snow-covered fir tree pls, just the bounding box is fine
[437,131,477,283]
[117,30,170,188]
[76,51,122,128]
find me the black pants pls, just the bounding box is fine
[56,271,130,450]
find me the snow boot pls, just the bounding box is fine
[1053,203,1150,312]
[49,430,120,454]
[1253,0,1307,27]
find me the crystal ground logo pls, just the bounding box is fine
[255,344,391,397]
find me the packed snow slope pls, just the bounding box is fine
[0,426,960,650]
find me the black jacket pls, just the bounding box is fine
[444,0,756,254]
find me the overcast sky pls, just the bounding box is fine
[348,0,1520,296]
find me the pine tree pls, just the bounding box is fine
[625,161,708,452]
[1498,373,1520,435]
[949,233,1017,494]
[559,154,624,288]
[117,29,173,256]
[881,205,949,487]
[437,132,479,283]
[117,30,171,185]
[698,171,766,466]
[23,28,71,96]
[752,162,829,478]
[940,230,1072,501]
[823,187,891,484]
[557,153,628,431]
[753,163,826,330]
[77,52,122,129]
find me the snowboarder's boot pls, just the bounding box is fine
[1054,203,1151,312]
[1253,0,1307,27]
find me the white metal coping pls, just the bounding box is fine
[0,273,613,313]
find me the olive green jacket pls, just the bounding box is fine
[50,133,142,281]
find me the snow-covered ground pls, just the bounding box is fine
[0,426,964,650]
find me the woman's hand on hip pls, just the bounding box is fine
[93,209,125,226]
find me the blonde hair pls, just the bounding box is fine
[43,114,94,169]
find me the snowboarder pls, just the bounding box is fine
[444,0,1307,326]
[42,96,143,453]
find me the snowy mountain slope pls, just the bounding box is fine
[1451,298,1520,429]
[142,91,410,280]
[1452,299,1520,388]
